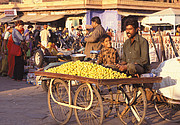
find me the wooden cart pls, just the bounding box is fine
[35,71,162,125]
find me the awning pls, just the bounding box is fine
[34,15,64,22]
[16,14,64,23]
[118,11,150,17]
[15,11,86,23]
[16,15,46,22]
[0,13,16,23]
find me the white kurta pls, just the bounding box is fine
[152,57,180,100]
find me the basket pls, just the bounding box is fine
[70,54,86,61]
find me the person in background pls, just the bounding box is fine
[77,27,84,38]
[40,25,51,48]
[33,26,41,49]
[9,20,27,81]
[116,17,150,75]
[97,34,120,66]
[2,22,8,39]
[62,27,68,36]
[84,16,106,58]
[106,29,113,37]
[37,42,58,56]
[69,26,77,38]
[0,26,13,76]
[175,25,180,36]
[0,22,4,51]
[24,25,33,58]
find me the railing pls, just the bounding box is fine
[116,0,180,9]
[112,35,180,63]
[87,0,102,4]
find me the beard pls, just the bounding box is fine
[127,32,137,39]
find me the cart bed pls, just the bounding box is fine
[35,71,162,85]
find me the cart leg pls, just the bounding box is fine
[74,83,104,125]
[116,85,147,125]
[98,85,114,119]
[41,80,49,92]
[154,92,180,122]
[48,79,73,124]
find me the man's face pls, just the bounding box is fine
[91,21,96,28]
[177,26,180,32]
[29,28,33,31]
[126,25,137,38]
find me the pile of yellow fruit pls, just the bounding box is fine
[45,61,131,79]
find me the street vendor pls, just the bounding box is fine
[116,16,150,75]
[38,42,58,56]
[84,16,106,58]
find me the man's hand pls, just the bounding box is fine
[84,37,87,42]
[116,64,127,71]
[25,32,29,36]
[120,61,127,65]
[4,50,7,55]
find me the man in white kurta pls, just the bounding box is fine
[40,25,51,48]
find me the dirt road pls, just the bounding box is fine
[0,76,179,125]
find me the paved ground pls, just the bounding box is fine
[0,76,180,125]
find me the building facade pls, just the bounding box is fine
[0,0,180,33]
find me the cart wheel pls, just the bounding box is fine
[41,80,49,92]
[74,84,103,125]
[48,79,72,124]
[116,85,147,125]
[154,94,180,122]
[34,49,44,68]
[71,40,81,52]
[99,85,113,118]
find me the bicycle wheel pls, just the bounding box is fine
[116,85,147,125]
[48,79,72,124]
[154,94,180,122]
[74,84,103,125]
[71,40,81,52]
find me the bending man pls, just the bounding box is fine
[84,16,106,58]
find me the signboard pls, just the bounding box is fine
[5,9,17,16]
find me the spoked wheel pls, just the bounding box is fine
[71,40,81,52]
[154,94,180,122]
[99,85,113,118]
[74,84,103,125]
[34,49,44,68]
[48,79,73,124]
[116,85,147,125]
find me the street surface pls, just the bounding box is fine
[0,76,180,125]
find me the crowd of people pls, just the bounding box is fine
[0,15,149,82]
[0,21,86,78]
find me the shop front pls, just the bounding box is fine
[0,9,17,23]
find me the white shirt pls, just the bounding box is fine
[40,29,51,42]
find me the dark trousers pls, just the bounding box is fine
[127,63,144,75]
[13,56,24,80]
